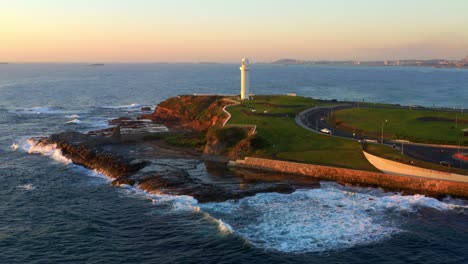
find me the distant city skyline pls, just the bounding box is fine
[1,0,468,62]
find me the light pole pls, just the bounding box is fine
[381,120,387,144]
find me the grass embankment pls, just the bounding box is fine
[364,143,468,176]
[143,132,206,149]
[227,95,379,172]
[333,107,468,145]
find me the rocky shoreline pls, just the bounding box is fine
[30,98,318,202]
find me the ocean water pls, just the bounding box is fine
[0,63,467,264]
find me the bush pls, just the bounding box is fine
[213,127,248,147]
[250,135,270,150]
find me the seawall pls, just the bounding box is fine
[229,157,468,198]
[363,151,468,182]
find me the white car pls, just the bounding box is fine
[320,128,332,134]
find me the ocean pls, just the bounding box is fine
[0,63,467,263]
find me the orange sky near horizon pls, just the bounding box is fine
[1,0,468,62]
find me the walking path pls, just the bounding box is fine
[363,151,468,183]
[222,98,257,136]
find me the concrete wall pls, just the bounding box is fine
[229,157,468,198]
[363,151,468,183]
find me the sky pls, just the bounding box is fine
[1,0,468,62]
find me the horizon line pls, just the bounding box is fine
[2,57,467,64]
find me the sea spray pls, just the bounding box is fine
[11,143,19,151]
[200,182,467,253]
[16,184,35,191]
[26,138,71,165]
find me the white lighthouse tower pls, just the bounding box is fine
[240,58,250,100]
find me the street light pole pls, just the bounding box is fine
[381,120,387,144]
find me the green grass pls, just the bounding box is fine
[227,95,379,172]
[143,132,206,149]
[364,143,468,176]
[333,107,468,145]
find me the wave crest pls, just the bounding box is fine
[200,182,466,253]
[26,139,71,165]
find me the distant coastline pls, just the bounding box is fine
[270,58,468,69]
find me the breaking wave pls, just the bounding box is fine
[17,184,35,191]
[10,106,84,115]
[11,143,19,151]
[65,118,82,124]
[117,184,199,212]
[24,139,71,165]
[65,114,80,119]
[200,182,467,253]
[98,103,142,110]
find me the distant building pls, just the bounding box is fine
[240,58,250,100]
[465,54,468,63]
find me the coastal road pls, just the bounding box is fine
[296,105,468,171]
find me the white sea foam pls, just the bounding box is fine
[17,184,35,191]
[25,139,71,165]
[11,106,82,115]
[65,118,82,124]
[65,114,80,119]
[11,143,19,151]
[200,182,466,253]
[217,219,233,234]
[99,103,141,110]
[118,184,199,212]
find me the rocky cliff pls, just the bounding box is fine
[140,95,227,131]
[141,95,256,159]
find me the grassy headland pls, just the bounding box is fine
[226,95,379,171]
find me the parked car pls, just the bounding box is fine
[320,128,332,135]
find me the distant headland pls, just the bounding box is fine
[270,57,468,69]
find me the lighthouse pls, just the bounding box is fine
[240,58,250,100]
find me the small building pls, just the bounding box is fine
[463,128,468,137]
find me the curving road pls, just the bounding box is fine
[296,105,468,171]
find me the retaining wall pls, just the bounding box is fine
[363,151,468,183]
[229,157,468,198]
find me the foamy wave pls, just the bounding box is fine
[66,118,82,124]
[118,184,199,211]
[65,114,80,119]
[10,106,82,115]
[99,103,141,110]
[200,182,466,253]
[26,139,71,165]
[217,219,233,234]
[17,184,35,191]
[11,143,19,151]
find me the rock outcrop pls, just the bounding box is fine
[32,131,303,203]
[140,95,227,131]
[36,132,146,178]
